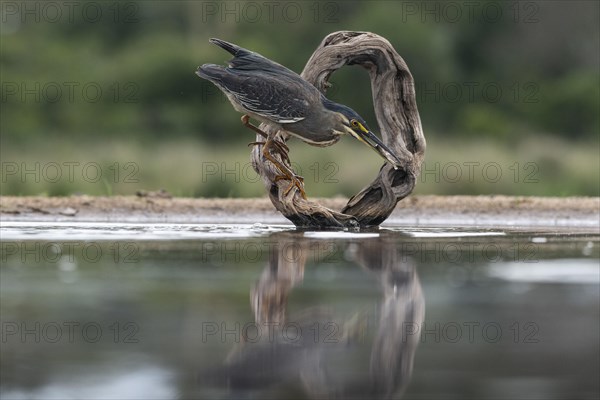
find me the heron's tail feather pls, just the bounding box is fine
[209,38,249,57]
[195,64,226,82]
[207,38,291,74]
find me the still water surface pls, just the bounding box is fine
[1,223,599,399]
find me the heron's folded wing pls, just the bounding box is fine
[220,72,309,124]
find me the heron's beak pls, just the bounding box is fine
[350,125,403,169]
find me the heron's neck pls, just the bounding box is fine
[322,97,340,111]
[320,97,348,135]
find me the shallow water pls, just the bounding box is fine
[1,223,599,399]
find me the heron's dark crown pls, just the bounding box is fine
[322,97,368,128]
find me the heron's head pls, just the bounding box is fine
[325,100,403,169]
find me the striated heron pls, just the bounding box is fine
[196,38,402,199]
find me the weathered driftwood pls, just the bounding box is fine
[251,31,426,228]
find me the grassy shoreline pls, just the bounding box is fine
[2,136,599,198]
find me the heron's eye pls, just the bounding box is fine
[350,120,359,128]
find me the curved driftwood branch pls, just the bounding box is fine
[251,31,425,228]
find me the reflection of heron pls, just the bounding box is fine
[200,232,424,399]
[196,38,403,198]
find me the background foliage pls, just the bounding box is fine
[1,0,598,197]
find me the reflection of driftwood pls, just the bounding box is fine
[354,237,425,399]
[210,232,424,399]
[251,31,426,228]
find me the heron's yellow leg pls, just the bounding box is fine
[241,115,267,139]
[242,115,290,164]
[249,141,291,165]
[262,137,306,199]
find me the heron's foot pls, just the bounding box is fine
[274,140,289,154]
[275,173,307,199]
[249,140,291,165]
[248,140,289,154]
[261,136,304,198]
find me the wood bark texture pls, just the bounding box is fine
[251,31,426,228]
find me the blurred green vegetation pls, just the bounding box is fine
[1,1,599,197]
